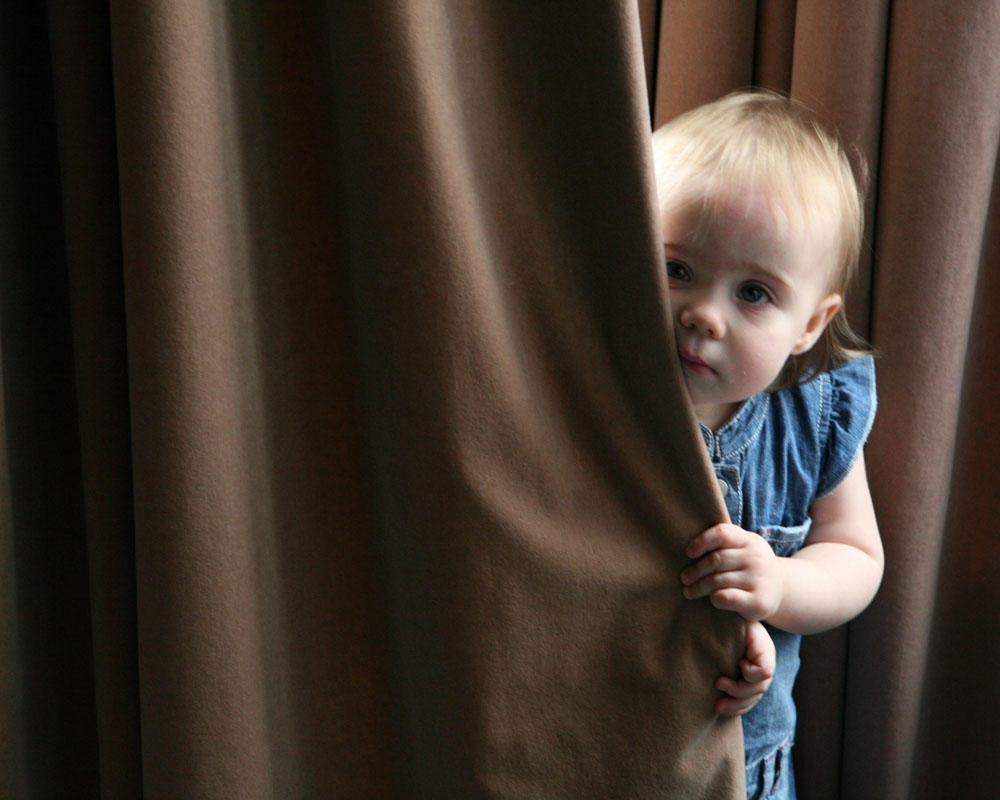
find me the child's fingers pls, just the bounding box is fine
[744,620,777,674]
[716,675,765,698]
[715,673,770,717]
[684,523,747,559]
[683,579,755,611]
[681,567,750,601]
[739,658,773,684]
[707,587,759,617]
[714,678,767,717]
[711,619,774,717]
[715,695,760,717]
[681,574,775,623]
[680,549,746,587]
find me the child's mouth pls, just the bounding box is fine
[679,350,717,376]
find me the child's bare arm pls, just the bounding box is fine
[766,456,883,633]
[680,456,883,635]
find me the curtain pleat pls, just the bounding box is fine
[652,2,1000,799]
[106,1,401,796]
[778,4,893,796]
[3,1,999,798]
[652,0,757,127]
[47,3,142,797]
[1,5,99,797]
[752,0,796,93]
[329,3,744,796]
[787,0,891,336]
[849,4,1000,798]
[7,1,750,797]
[908,165,1000,798]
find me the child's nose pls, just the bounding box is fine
[679,299,725,338]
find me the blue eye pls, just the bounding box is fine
[666,260,691,282]
[738,283,771,304]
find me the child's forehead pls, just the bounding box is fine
[662,185,840,278]
[665,183,796,236]
[669,177,836,245]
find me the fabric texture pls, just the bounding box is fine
[649,4,1000,799]
[3,2,748,798]
[327,5,746,796]
[1,2,999,799]
[696,356,876,770]
[746,738,795,800]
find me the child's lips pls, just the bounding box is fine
[679,349,717,376]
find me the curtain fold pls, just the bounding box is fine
[107,2,401,795]
[5,1,749,798]
[651,3,1000,799]
[47,3,141,797]
[851,5,1000,798]
[3,1,998,798]
[1,5,99,796]
[329,3,745,796]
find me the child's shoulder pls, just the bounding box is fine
[825,354,877,400]
[773,355,876,423]
[806,355,877,497]
[764,356,876,497]
[818,355,877,442]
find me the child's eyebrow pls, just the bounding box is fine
[745,262,792,290]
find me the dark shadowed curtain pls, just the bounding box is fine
[2,1,998,799]
[2,2,748,798]
[647,1,1000,799]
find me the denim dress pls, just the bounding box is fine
[696,356,877,800]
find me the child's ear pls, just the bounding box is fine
[791,293,842,355]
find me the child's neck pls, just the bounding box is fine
[695,400,743,432]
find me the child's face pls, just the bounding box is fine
[662,191,841,429]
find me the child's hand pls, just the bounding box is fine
[714,619,775,716]
[680,523,784,621]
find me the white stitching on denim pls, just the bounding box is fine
[810,371,825,440]
[815,357,877,498]
[719,393,767,460]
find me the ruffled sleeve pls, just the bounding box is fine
[816,355,877,498]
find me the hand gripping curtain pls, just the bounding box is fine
[329,3,745,796]
[0,1,746,797]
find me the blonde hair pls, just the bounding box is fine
[652,89,870,389]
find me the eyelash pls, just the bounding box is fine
[664,261,775,306]
[738,283,772,305]
[665,260,691,282]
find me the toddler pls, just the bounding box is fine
[652,91,884,799]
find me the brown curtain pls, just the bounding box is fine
[648,2,1000,799]
[2,2,749,798]
[3,2,998,799]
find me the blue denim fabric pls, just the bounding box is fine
[745,738,795,800]
[696,356,877,788]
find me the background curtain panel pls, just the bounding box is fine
[1,2,749,798]
[646,2,1000,799]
